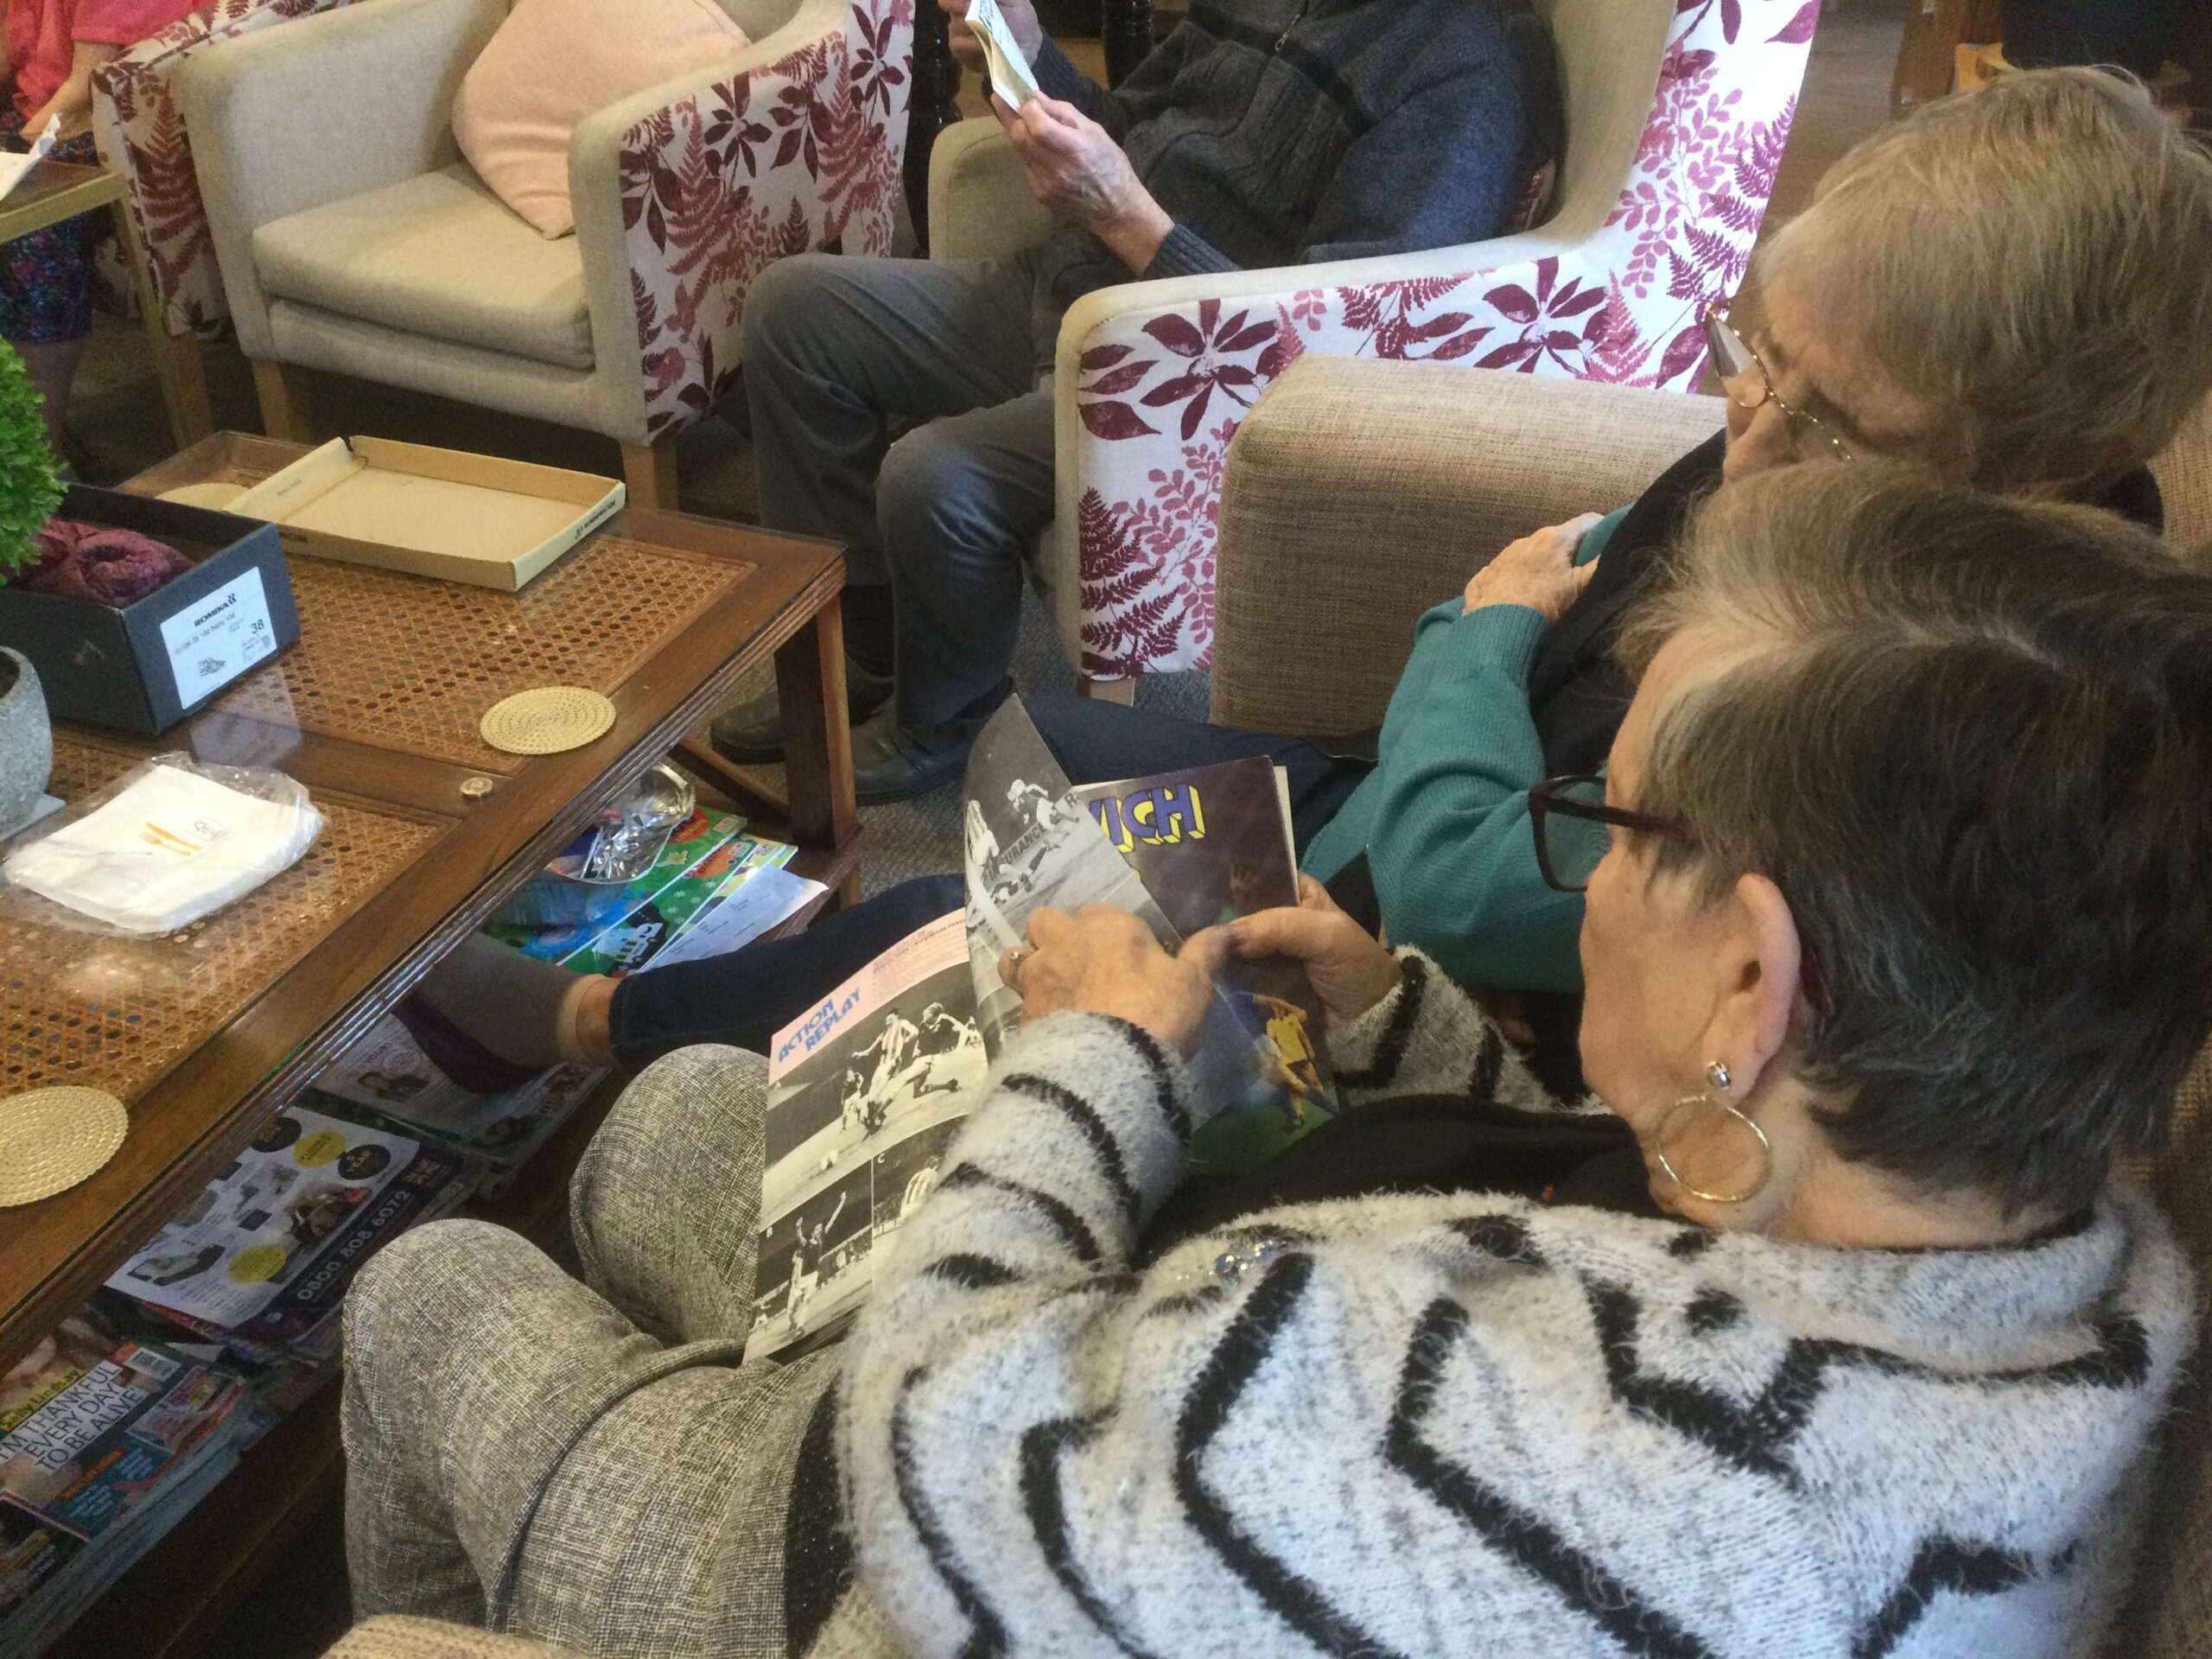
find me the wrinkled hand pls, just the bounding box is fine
[992,94,1172,272]
[1463,512,1606,621]
[1000,906,1226,1057]
[1194,876,1402,1031]
[938,0,1041,75]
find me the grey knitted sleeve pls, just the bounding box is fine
[1327,948,1567,1111]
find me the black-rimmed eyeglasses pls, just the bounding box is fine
[1527,773,1697,894]
[1528,772,1836,1015]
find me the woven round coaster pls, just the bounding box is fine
[480,687,616,755]
[0,1086,129,1207]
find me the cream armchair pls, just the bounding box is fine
[169,0,910,508]
[929,0,1815,695]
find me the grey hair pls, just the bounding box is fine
[1616,467,2212,1216]
[1755,67,2212,496]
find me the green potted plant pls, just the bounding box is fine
[0,341,60,834]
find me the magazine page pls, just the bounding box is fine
[103,1105,477,1350]
[307,1020,607,1186]
[0,1315,251,1650]
[1072,757,1338,1171]
[745,911,987,1360]
[482,810,749,962]
[961,699,1175,1051]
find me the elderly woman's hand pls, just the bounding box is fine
[1201,877,1403,1030]
[1464,512,1607,620]
[1000,906,1224,1056]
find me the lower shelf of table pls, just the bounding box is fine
[41,831,867,1659]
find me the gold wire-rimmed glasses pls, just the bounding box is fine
[1701,302,1857,465]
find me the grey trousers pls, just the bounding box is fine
[341,1046,840,1656]
[741,251,1057,743]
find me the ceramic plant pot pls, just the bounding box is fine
[0,645,53,836]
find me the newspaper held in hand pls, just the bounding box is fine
[963,0,1041,107]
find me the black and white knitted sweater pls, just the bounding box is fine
[811,953,2195,1658]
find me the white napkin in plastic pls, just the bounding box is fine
[3,765,323,934]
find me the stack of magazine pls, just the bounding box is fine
[744,700,1334,1359]
[0,1308,258,1655]
[99,1103,480,1371]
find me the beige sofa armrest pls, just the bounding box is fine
[173,0,505,357]
[927,116,1052,263]
[1210,358,1726,735]
[321,1617,584,1659]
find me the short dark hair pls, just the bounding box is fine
[1618,466,2212,1215]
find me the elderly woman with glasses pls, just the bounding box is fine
[346,467,2209,1656]
[400,64,2212,1110]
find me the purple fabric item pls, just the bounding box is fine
[16,519,193,607]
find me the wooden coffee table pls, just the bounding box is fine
[3,433,862,1655]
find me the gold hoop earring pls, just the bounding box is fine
[1651,1063,1771,1205]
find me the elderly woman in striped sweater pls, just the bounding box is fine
[342,466,2207,1659]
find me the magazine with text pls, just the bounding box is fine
[742,700,1341,1355]
[0,1313,255,1654]
[745,911,987,1360]
[102,1104,478,1358]
[1072,756,1337,1170]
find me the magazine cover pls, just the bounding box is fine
[1073,757,1338,1169]
[0,1314,252,1653]
[482,810,748,962]
[960,700,1174,1050]
[559,833,796,976]
[103,1104,477,1352]
[305,1021,607,1188]
[745,912,987,1360]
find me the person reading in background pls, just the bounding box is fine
[409,66,2212,1107]
[710,0,1561,800]
[0,0,198,457]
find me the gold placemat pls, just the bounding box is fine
[480,687,616,755]
[0,1085,128,1205]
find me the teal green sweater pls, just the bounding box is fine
[1300,507,1625,994]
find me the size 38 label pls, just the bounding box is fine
[159,568,277,706]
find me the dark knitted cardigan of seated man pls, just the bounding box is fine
[1023,1,1560,345]
[715,0,1559,801]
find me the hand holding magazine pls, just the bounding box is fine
[743,698,1337,1358]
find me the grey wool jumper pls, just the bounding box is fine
[1021,0,1558,354]
[342,955,2193,1657]
[810,953,2195,1657]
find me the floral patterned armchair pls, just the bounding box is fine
[929,0,1816,691]
[143,0,908,506]
[89,0,376,440]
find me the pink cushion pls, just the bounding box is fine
[452,0,748,239]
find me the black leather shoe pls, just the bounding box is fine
[849,709,971,804]
[709,657,893,764]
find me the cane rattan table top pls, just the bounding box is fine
[0,432,854,1371]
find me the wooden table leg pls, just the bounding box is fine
[903,0,962,254]
[775,594,861,906]
[114,201,213,449]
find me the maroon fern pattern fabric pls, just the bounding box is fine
[1067,0,1815,680]
[624,0,912,441]
[94,0,360,338]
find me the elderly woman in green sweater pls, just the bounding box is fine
[410,66,2212,1099]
